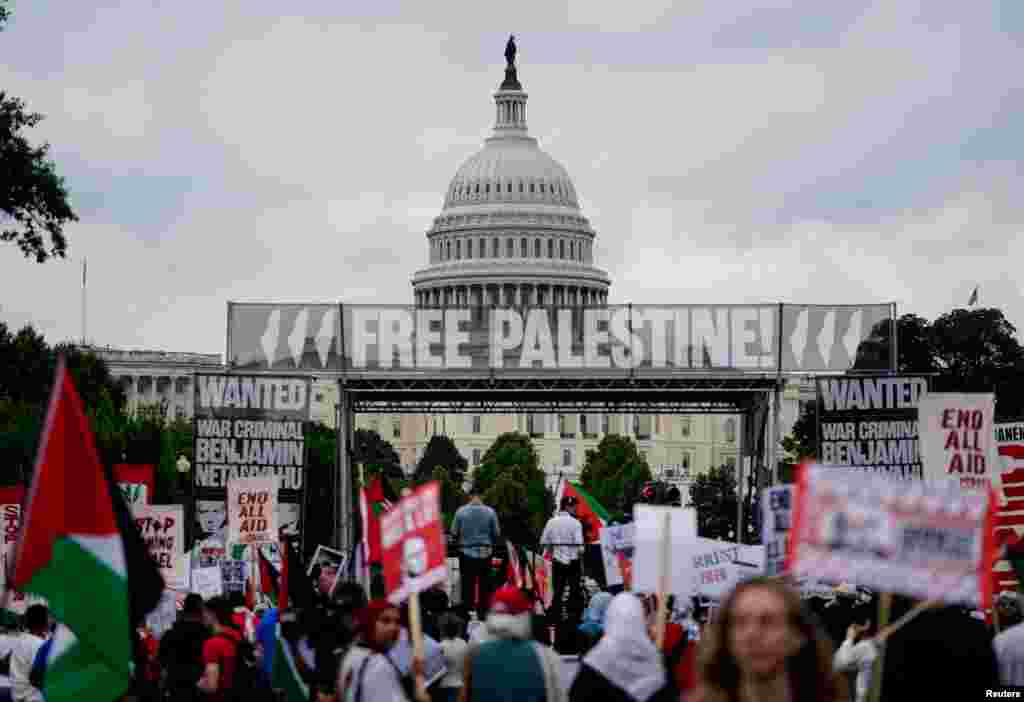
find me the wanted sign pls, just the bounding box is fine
[817,376,928,479]
[192,374,308,519]
[381,482,447,604]
[135,505,186,589]
[919,393,998,491]
[227,477,278,546]
[788,464,996,607]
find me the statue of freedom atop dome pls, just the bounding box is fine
[505,35,517,67]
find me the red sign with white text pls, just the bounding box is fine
[380,482,447,604]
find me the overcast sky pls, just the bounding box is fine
[1,1,1021,356]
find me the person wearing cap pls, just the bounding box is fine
[450,486,501,621]
[539,496,585,627]
[461,586,564,702]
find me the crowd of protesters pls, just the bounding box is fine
[5,490,1023,701]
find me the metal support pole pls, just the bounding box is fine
[770,384,782,486]
[337,388,354,555]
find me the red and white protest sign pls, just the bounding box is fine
[788,463,997,608]
[380,482,447,605]
[919,393,998,491]
[135,505,186,589]
[0,486,31,613]
[227,477,278,546]
[992,421,1024,593]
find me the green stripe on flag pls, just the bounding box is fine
[569,482,611,522]
[25,536,130,686]
[45,626,128,702]
[272,623,310,702]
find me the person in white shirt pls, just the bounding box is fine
[540,496,584,626]
[436,613,468,702]
[833,620,880,702]
[10,605,48,702]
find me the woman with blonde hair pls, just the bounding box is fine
[693,578,847,702]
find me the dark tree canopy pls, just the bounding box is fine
[688,465,758,543]
[0,91,77,262]
[353,428,404,480]
[1,5,77,262]
[473,432,550,544]
[414,434,467,486]
[580,434,652,516]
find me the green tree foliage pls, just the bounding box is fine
[580,434,652,516]
[0,4,77,262]
[414,434,467,486]
[474,432,549,544]
[688,465,758,543]
[353,428,404,481]
[426,466,467,530]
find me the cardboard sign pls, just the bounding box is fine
[192,566,224,600]
[919,393,998,490]
[135,505,186,589]
[762,485,794,576]
[692,539,764,600]
[227,477,278,545]
[632,506,699,598]
[0,486,37,614]
[992,421,1024,593]
[599,524,635,588]
[221,559,248,595]
[788,464,996,607]
[381,482,448,604]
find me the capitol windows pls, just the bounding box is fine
[724,418,737,443]
[539,183,545,193]
[485,183,490,194]
[569,241,575,259]
[548,239,554,258]
[446,240,452,260]
[519,181,524,193]
[493,237,500,257]
[455,239,461,260]
[559,240,565,259]
[534,239,541,257]
[480,238,486,258]
[530,182,535,193]
[507,238,514,257]
[520,237,527,257]
[475,183,480,194]
[467,239,473,259]
[507,182,512,193]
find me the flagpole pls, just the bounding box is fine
[81,257,87,346]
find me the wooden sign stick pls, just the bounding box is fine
[655,512,671,650]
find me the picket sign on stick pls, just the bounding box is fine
[399,487,428,702]
[867,592,893,702]
[655,513,671,650]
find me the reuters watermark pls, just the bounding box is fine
[985,689,1024,699]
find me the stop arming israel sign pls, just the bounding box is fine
[227,477,278,546]
[381,482,448,605]
[787,464,997,607]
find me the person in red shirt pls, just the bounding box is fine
[198,596,243,701]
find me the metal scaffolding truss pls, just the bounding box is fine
[340,371,776,414]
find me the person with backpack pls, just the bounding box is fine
[198,596,261,702]
[337,600,430,702]
[158,594,210,702]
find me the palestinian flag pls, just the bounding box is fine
[258,548,280,606]
[557,481,610,544]
[272,623,310,702]
[12,361,164,702]
[360,476,396,564]
[506,541,523,588]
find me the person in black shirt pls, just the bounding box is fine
[158,594,210,702]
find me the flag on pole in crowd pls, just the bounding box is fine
[279,539,291,610]
[556,481,610,543]
[506,541,523,588]
[11,360,164,702]
[272,623,310,702]
[968,286,979,306]
[360,476,396,564]
[258,548,280,607]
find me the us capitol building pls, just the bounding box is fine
[90,43,814,491]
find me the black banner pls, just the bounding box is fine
[816,375,929,479]
[192,373,310,547]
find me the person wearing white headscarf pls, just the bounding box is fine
[569,593,673,702]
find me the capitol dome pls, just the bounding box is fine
[411,47,611,309]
